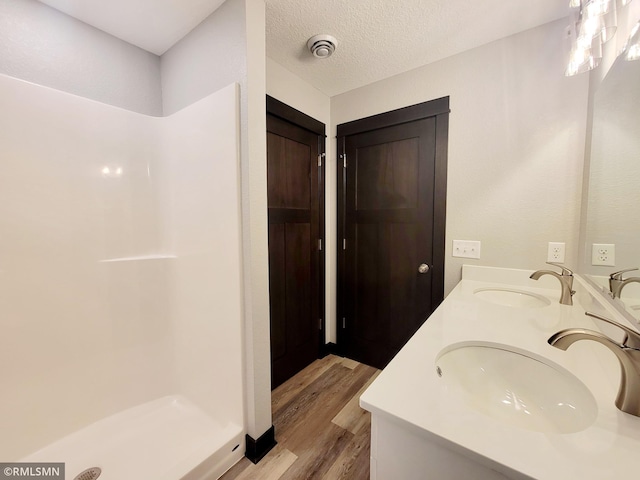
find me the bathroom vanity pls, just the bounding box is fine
[360,266,640,480]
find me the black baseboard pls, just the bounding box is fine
[245,425,276,464]
[321,342,339,357]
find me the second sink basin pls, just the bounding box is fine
[473,287,551,308]
[435,342,597,434]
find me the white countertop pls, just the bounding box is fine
[360,265,640,480]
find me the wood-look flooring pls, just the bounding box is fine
[220,355,380,480]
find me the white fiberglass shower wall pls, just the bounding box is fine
[0,74,245,477]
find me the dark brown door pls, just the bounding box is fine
[337,98,449,369]
[267,97,325,389]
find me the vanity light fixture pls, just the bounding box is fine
[565,23,602,76]
[564,0,622,76]
[621,20,640,60]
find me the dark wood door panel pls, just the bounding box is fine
[284,223,313,349]
[270,221,317,387]
[353,223,384,345]
[348,119,436,215]
[269,223,287,360]
[348,224,425,366]
[267,100,324,389]
[338,98,449,369]
[388,223,430,353]
[267,131,311,210]
[355,137,420,210]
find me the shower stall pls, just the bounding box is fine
[0,74,245,479]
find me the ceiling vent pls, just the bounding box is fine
[307,34,338,59]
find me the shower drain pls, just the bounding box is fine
[73,467,102,480]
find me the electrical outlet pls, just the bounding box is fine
[452,240,481,259]
[592,243,615,266]
[547,242,566,263]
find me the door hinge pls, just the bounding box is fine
[342,317,346,329]
[318,153,325,167]
[341,154,347,169]
[318,239,322,251]
[319,318,323,330]
[343,238,346,250]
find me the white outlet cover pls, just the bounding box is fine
[592,243,615,266]
[547,242,566,263]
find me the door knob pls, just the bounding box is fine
[418,263,430,274]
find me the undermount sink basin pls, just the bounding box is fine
[473,287,551,308]
[435,342,597,434]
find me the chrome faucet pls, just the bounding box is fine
[548,312,640,417]
[530,262,575,306]
[609,267,640,299]
[586,312,640,349]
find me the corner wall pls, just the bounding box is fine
[160,0,247,116]
[0,0,162,116]
[266,58,331,123]
[161,0,272,440]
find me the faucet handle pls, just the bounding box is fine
[546,262,573,276]
[610,267,639,281]
[585,311,640,349]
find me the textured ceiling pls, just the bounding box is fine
[37,0,569,96]
[266,0,569,96]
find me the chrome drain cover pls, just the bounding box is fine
[74,467,102,480]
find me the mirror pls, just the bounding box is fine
[583,54,640,321]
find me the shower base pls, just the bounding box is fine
[21,395,244,480]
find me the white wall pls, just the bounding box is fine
[266,58,331,124]
[0,0,162,116]
[160,0,247,116]
[579,2,640,274]
[586,59,640,269]
[584,48,640,277]
[242,0,272,440]
[162,0,272,440]
[0,73,244,460]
